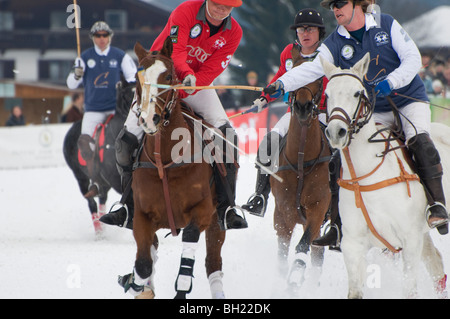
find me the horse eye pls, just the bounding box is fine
[354,91,361,98]
[166,74,172,81]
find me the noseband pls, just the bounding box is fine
[137,53,179,129]
[326,73,373,137]
[288,78,324,123]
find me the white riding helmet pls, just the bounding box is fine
[89,21,114,39]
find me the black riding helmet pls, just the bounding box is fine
[290,8,326,41]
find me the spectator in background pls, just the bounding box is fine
[62,93,84,123]
[419,67,433,94]
[240,71,261,107]
[5,105,25,126]
[431,79,445,98]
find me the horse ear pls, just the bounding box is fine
[134,42,148,63]
[320,55,337,79]
[352,52,371,79]
[160,36,173,58]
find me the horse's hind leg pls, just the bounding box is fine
[205,212,226,299]
[422,233,447,298]
[174,222,201,299]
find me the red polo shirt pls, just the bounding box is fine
[151,0,243,98]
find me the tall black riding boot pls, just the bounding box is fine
[312,149,342,250]
[100,127,138,230]
[78,134,100,198]
[215,123,248,231]
[408,133,448,235]
[242,131,282,217]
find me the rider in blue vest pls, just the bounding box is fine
[67,21,137,198]
[264,0,449,247]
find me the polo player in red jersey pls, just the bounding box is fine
[101,0,248,231]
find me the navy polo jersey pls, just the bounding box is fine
[323,14,429,112]
[81,47,125,112]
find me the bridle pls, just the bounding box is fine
[288,78,324,124]
[326,73,373,141]
[136,53,179,131]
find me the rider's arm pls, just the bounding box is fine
[121,53,137,83]
[277,43,333,93]
[386,19,422,90]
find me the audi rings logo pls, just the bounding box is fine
[187,45,211,63]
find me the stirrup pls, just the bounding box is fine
[84,182,100,198]
[425,202,449,229]
[312,222,341,251]
[222,206,247,231]
[242,193,267,217]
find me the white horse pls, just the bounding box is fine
[321,53,447,299]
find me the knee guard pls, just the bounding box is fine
[257,131,282,168]
[408,133,443,180]
[115,127,139,172]
[218,123,238,164]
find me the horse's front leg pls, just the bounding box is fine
[174,222,201,299]
[402,236,422,298]
[118,210,158,299]
[205,211,226,299]
[341,233,368,299]
[422,232,447,298]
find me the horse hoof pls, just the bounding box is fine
[287,258,306,287]
[135,289,155,299]
[174,291,187,299]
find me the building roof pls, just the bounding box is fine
[403,6,450,49]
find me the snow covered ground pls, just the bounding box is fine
[1,156,449,299]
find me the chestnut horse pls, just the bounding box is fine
[118,38,226,299]
[271,51,331,288]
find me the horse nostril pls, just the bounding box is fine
[153,114,161,126]
[338,128,347,138]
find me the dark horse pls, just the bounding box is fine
[117,38,226,299]
[63,78,135,237]
[271,50,331,288]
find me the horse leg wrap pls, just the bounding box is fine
[175,242,198,293]
[208,271,225,299]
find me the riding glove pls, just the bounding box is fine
[375,79,393,97]
[183,74,197,95]
[251,96,268,113]
[74,67,84,80]
[263,81,285,99]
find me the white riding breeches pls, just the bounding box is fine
[373,101,431,142]
[124,87,230,140]
[81,110,115,136]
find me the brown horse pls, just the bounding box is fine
[118,37,226,299]
[271,51,331,288]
